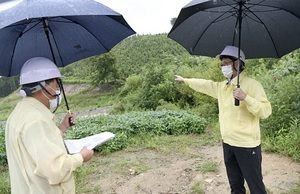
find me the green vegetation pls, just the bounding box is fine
[0,110,207,165]
[64,110,207,153]
[190,181,205,194]
[0,33,299,193]
[0,91,22,121]
[286,182,300,194]
[0,76,19,98]
[198,161,219,173]
[0,165,10,194]
[264,118,300,161]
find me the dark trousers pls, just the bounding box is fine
[222,142,267,194]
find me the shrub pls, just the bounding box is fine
[65,110,207,153]
[263,118,300,162]
[156,100,181,111]
[261,74,300,135]
[119,74,143,96]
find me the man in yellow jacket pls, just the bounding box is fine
[175,45,272,194]
[6,57,94,194]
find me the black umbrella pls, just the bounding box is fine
[0,0,135,117]
[168,0,300,105]
[0,0,135,77]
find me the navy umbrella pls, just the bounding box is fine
[0,0,18,3]
[168,0,300,105]
[0,0,135,77]
[0,0,135,117]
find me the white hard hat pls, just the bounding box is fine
[218,45,246,62]
[20,57,62,85]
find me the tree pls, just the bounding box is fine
[170,17,177,26]
[90,53,119,84]
[0,76,19,97]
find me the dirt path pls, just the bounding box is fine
[89,145,299,194]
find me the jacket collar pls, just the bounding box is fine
[226,72,246,86]
[22,97,54,120]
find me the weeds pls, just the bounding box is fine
[190,181,204,194]
[198,161,219,173]
[263,118,300,162]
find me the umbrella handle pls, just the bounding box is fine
[235,85,240,106]
[68,110,75,127]
[235,98,240,106]
[57,79,75,127]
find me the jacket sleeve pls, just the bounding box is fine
[22,119,83,185]
[183,78,219,99]
[243,81,272,119]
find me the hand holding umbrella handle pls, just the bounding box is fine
[235,85,240,106]
[68,110,75,127]
[58,79,75,127]
[69,118,75,126]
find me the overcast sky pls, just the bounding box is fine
[97,0,190,35]
[0,0,20,11]
[0,0,190,35]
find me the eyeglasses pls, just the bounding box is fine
[221,60,233,67]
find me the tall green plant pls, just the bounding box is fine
[262,73,300,134]
[0,126,6,165]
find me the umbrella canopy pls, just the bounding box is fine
[0,0,135,77]
[168,0,300,106]
[0,0,17,3]
[168,0,300,59]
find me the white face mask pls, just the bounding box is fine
[50,91,62,109]
[221,65,233,79]
[42,85,62,109]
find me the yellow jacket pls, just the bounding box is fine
[183,72,272,147]
[6,97,83,194]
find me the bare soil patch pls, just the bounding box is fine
[62,83,116,94]
[87,144,300,194]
